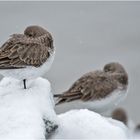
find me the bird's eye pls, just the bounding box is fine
[104,67,109,72]
[28,34,32,37]
[27,32,35,37]
[120,78,123,82]
[105,67,112,72]
[119,77,127,85]
[109,67,113,71]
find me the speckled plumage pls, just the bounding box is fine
[0,25,55,89]
[54,63,128,106]
[0,26,54,68]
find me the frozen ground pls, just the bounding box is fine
[0,1,139,123]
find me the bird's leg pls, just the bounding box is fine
[23,79,27,89]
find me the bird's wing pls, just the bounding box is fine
[54,73,90,105]
[55,72,118,105]
[0,34,53,69]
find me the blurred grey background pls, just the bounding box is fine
[0,1,139,123]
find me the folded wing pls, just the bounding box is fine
[55,71,118,105]
[0,34,52,69]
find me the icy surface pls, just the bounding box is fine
[51,109,129,139]
[0,77,57,140]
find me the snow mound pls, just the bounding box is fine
[51,109,129,139]
[0,77,58,140]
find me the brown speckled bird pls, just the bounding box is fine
[0,25,54,89]
[54,62,128,114]
[111,108,128,125]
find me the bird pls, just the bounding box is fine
[54,62,128,114]
[0,25,55,89]
[111,108,128,125]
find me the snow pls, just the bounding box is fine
[0,77,130,139]
[132,131,140,139]
[0,77,58,140]
[51,109,129,139]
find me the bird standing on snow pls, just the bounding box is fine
[0,25,54,89]
[54,62,128,114]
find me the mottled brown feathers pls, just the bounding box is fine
[55,63,128,105]
[55,71,118,104]
[0,25,53,69]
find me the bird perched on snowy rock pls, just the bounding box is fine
[0,25,55,89]
[0,77,58,139]
[54,62,128,114]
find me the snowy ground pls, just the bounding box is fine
[0,77,58,140]
[0,77,131,139]
[52,109,129,139]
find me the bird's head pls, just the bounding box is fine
[103,62,128,88]
[103,62,126,74]
[24,25,49,37]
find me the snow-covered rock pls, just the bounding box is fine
[51,109,129,139]
[0,77,58,140]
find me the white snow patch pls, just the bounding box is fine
[51,109,129,139]
[0,77,57,140]
[132,131,140,139]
